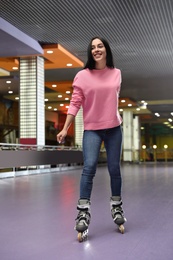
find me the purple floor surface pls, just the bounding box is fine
[0,162,173,260]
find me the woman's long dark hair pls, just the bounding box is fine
[84,36,114,69]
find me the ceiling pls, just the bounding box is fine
[0,0,173,130]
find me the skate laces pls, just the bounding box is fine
[76,210,91,226]
[111,199,124,221]
[76,199,91,227]
[111,205,124,219]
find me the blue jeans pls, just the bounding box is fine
[80,125,122,200]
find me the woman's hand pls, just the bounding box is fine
[57,129,67,144]
[56,114,75,144]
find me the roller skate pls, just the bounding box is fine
[74,199,91,242]
[110,196,126,234]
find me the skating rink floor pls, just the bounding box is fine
[0,162,173,260]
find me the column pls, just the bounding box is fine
[19,56,45,145]
[133,115,141,162]
[75,108,83,147]
[122,110,133,161]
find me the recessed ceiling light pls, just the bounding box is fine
[155,113,160,117]
[47,50,53,54]
[128,104,132,107]
[54,108,58,111]
[52,84,57,87]
[136,108,140,111]
[48,106,52,109]
[45,98,49,101]
[15,97,19,100]
[8,90,13,94]
[60,104,64,106]
[65,98,69,100]
[6,80,11,84]
[12,67,18,70]
[121,100,126,103]
[66,91,70,94]
[58,95,62,98]
[140,103,147,109]
[66,63,72,67]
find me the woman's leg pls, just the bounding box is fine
[104,126,122,196]
[80,130,102,199]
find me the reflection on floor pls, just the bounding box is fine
[0,162,173,260]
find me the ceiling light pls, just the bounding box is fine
[136,108,140,111]
[47,50,53,54]
[121,100,126,103]
[119,109,123,112]
[65,98,69,100]
[168,118,172,122]
[60,104,64,106]
[155,113,160,117]
[54,108,58,111]
[45,98,48,101]
[128,104,132,107]
[140,103,147,109]
[171,112,173,116]
[66,63,72,67]
[66,91,71,94]
[15,97,19,100]
[8,90,13,94]
[52,84,57,87]
[48,106,52,109]
[58,95,62,98]
[66,105,69,108]
[12,67,18,70]
[6,80,11,84]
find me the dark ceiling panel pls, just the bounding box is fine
[1,0,173,76]
[0,0,173,123]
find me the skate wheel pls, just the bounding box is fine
[77,229,88,242]
[77,232,83,242]
[119,224,125,234]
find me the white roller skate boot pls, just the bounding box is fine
[75,199,91,242]
[110,196,126,234]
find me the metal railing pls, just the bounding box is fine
[0,143,107,178]
[0,143,81,151]
[140,148,173,162]
[1,142,172,178]
[0,143,83,169]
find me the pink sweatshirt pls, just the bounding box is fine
[67,67,122,130]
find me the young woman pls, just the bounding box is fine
[57,37,126,241]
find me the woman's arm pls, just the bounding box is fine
[57,114,75,143]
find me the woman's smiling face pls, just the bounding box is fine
[91,38,107,64]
